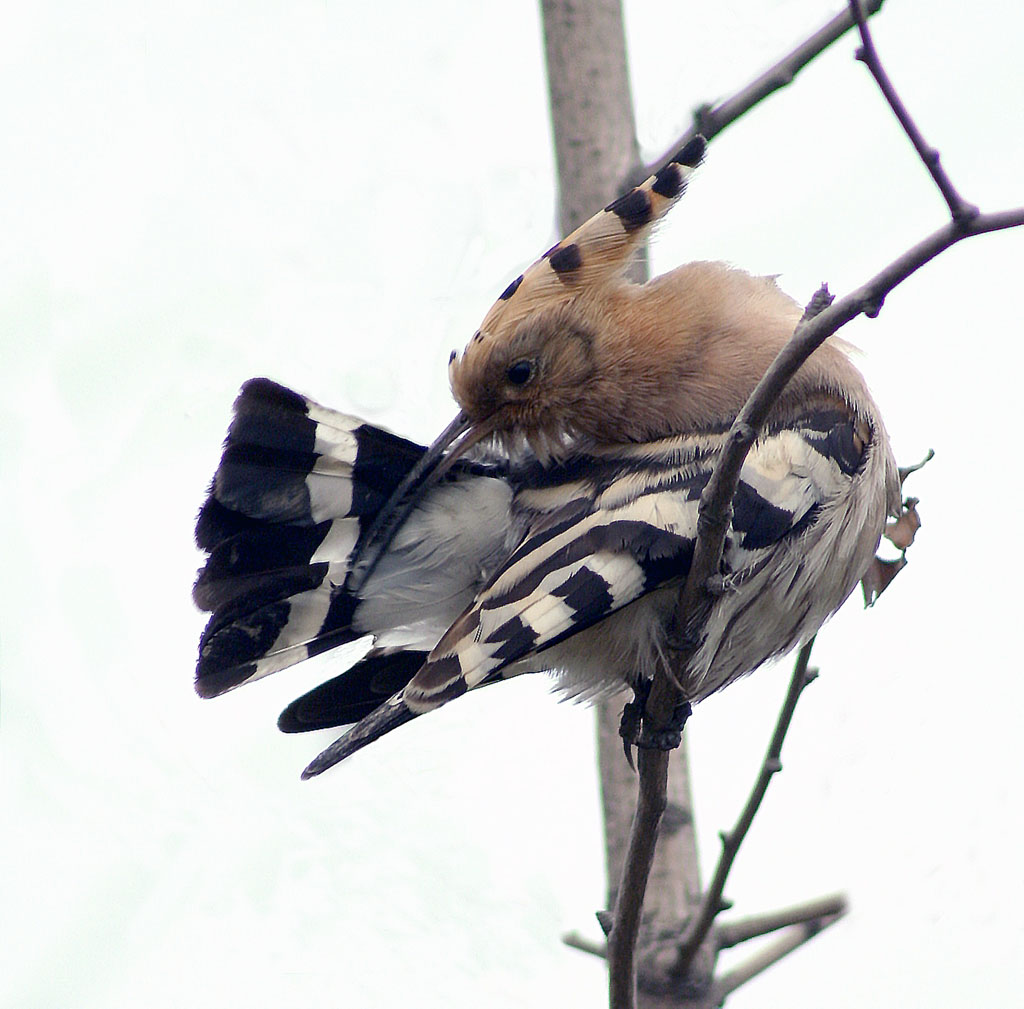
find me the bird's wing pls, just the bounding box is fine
[403,405,866,710]
[299,405,874,777]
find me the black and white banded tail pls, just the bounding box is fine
[193,378,510,715]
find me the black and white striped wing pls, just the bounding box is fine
[402,409,863,710]
[300,407,874,774]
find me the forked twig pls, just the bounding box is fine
[709,909,846,1003]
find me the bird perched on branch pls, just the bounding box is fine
[194,136,900,777]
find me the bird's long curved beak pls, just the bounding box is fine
[346,409,486,594]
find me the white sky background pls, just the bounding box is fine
[2,1,1022,1006]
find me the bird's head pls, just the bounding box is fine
[448,299,604,461]
[447,134,707,461]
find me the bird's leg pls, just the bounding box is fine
[619,677,652,770]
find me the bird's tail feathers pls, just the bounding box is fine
[277,648,427,732]
[194,378,426,698]
[300,694,419,778]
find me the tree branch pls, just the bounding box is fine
[639,0,885,180]
[848,0,976,221]
[716,893,848,950]
[563,931,608,959]
[673,640,818,974]
[607,747,673,1009]
[538,6,708,1007]
[709,910,847,1003]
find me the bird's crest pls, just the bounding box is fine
[451,136,707,368]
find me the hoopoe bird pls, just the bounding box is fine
[194,137,900,777]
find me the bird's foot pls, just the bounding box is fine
[620,681,691,768]
[637,699,692,752]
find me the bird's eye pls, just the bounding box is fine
[506,360,534,386]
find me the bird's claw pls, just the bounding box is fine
[620,683,691,766]
[637,699,692,752]
[619,678,653,770]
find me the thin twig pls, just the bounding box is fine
[674,640,818,974]
[848,0,977,222]
[639,0,885,179]
[562,931,608,958]
[716,892,847,950]
[607,746,671,1009]
[709,911,847,1003]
